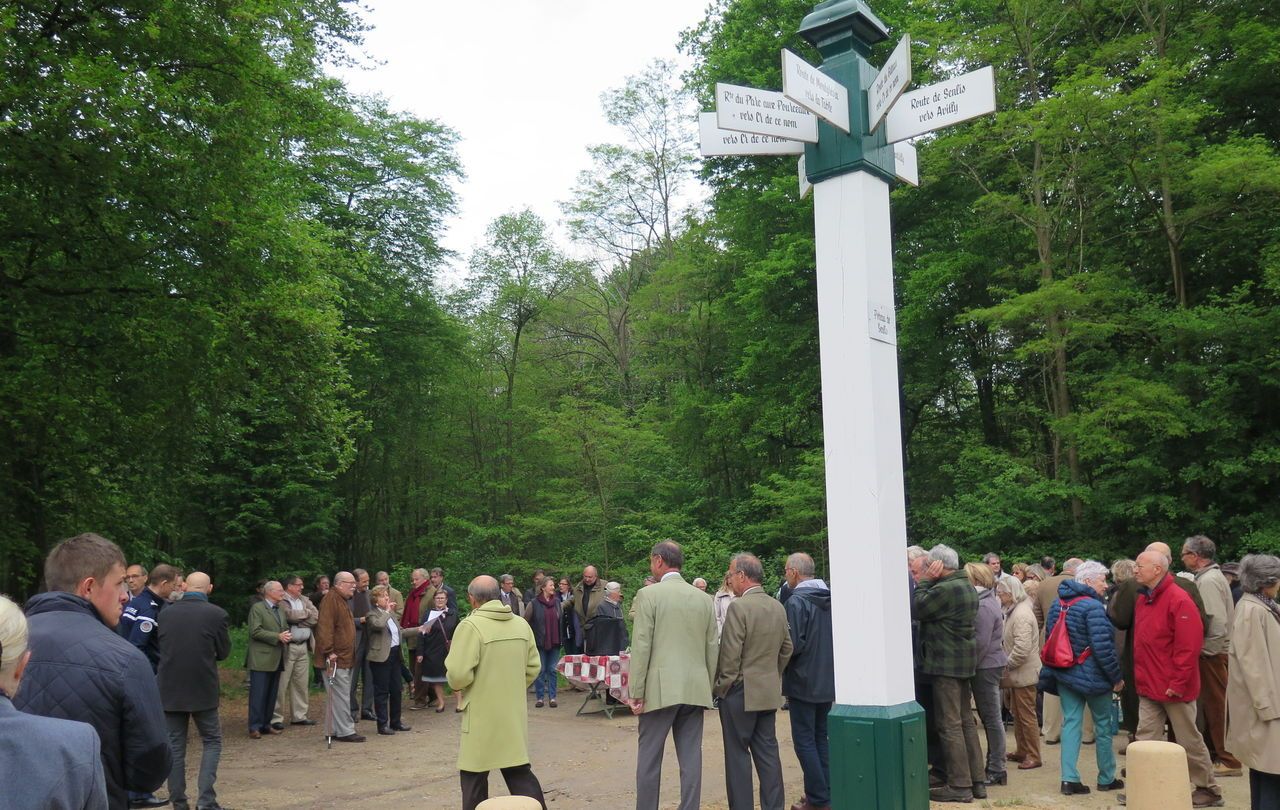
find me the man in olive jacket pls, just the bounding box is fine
[446,576,545,810]
[156,572,230,810]
[715,553,793,810]
[246,581,290,738]
[629,540,720,810]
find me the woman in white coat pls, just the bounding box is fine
[997,576,1042,771]
[1226,553,1280,810]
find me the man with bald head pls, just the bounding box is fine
[569,565,604,657]
[446,575,545,809]
[246,580,291,739]
[1109,542,1208,748]
[157,572,230,810]
[316,571,363,742]
[1130,549,1222,806]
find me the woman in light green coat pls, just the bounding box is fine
[446,587,542,775]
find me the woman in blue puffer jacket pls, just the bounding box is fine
[1039,560,1124,797]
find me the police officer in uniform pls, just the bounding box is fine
[120,564,182,671]
[118,563,181,809]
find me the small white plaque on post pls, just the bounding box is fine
[715,83,819,143]
[799,155,812,199]
[868,35,911,134]
[893,141,919,186]
[884,65,996,143]
[781,49,851,133]
[699,113,806,157]
[868,301,897,345]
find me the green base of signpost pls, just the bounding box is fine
[829,701,929,810]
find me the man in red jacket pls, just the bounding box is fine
[1132,550,1223,808]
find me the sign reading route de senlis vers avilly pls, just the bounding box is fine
[884,65,995,143]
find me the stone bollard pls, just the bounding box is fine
[475,797,542,810]
[1125,740,1193,810]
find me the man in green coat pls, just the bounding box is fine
[629,539,719,810]
[246,580,290,739]
[446,575,545,810]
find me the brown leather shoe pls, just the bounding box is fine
[1006,752,1026,763]
[248,730,261,739]
[1018,757,1042,770]
[262,726,281,735]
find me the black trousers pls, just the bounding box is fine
[460,764,546,810]
[247,669,281,733]
[370,656,402,728]
[1251,768,1280,810]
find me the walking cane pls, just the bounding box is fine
[323,658,337,749]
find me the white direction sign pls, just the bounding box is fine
[799,155,812,199]
[868,35,911,133]
[781,49,850,133]
[893,141,919,186]
[715,83,818,143]
[885,65,996,143]
[699,112,805,157]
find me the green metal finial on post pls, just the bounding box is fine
[800,0,897,185]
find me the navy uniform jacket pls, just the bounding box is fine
[120,588,165,671]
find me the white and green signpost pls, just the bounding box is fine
[698,1,996,807]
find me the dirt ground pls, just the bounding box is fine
[198,688,1251,809]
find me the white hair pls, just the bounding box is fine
[0,595,29,692]
[1074,560,1108,585]
[928,544,960,570]
[906,545,928,561]
[605,581,621,593]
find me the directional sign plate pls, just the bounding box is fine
[715,83,818,143]
[781,49,851,134]
[799,155,812,199]
[884,65,996,143]
[893,141,919,186]
[699,112,805,157]
[868,35,911,134]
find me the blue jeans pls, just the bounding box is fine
[536,647,559,700]
[1059,684,1116,785]
[788,698,831,806]
[166,709,222,810]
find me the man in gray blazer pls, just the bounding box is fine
[629,540,719,810]
[715,553,793,810]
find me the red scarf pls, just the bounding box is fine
[538,593,560,649]
[403,581,430,628]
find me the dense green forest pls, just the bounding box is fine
[3,0,1278,613]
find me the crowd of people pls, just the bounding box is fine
[3,529,1278,810]
[910,539,1280,810]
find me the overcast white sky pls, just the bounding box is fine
[335,0,712,273]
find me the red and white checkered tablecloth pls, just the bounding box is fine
[557,653,630,701]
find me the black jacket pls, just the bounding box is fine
[782,583,836,703]
[17,592,171,810]
[585,598,628,656]
[157,593,231,713]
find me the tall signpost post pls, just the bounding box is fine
[697,1,997,807]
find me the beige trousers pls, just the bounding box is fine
[272,642,312,724]
[1136,696,1220,793]
[1042,692,1094,743]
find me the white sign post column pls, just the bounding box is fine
[698,4,995,804]
[793,2,926,808]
